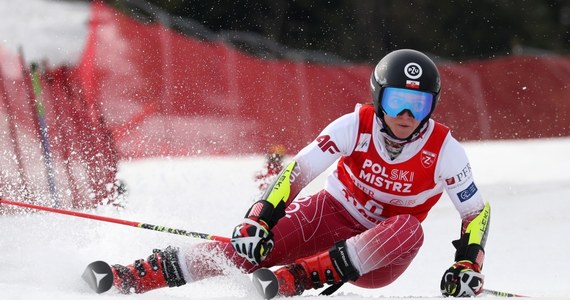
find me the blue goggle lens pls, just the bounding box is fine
[381,87,434,121]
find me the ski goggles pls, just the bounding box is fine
[380,87,434,121]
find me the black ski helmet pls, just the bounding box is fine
[370,49,441,139]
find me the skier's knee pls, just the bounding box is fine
[388,214,424,249]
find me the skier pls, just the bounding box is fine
[105,49,490,297]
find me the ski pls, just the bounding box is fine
[82,261,114,294]
[80,260,524,298]
[251,268,279,299]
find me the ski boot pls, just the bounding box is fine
[275,241,360,297]
[111,246,186,294]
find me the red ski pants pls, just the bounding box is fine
[185,190,423,289]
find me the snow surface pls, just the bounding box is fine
[2,138,570,300]
[1,0,570,299]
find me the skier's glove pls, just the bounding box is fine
[440,260,484,297]
[231,217,274,265]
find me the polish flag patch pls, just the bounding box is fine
[406,80,420,89]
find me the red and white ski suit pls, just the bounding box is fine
[184,104,485,288]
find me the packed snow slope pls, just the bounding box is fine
[1,138,570,299]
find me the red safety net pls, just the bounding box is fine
[0,47,119,210]
[76,2,569,159]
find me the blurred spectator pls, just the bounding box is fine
[254,144,287,192]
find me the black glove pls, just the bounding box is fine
[441,260,484,297]
[231,217,274,265]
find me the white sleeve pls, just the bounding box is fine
[292,111,359,185]
[437,135,485,219]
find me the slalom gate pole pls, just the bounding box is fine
[0,198,230,243]
[482,288,528,297]
[18,47,59,207]
[29,62,59,207]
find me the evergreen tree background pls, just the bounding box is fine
[100,0,570,63]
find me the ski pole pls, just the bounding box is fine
[482,288,527,297]
[0,198,230,243]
